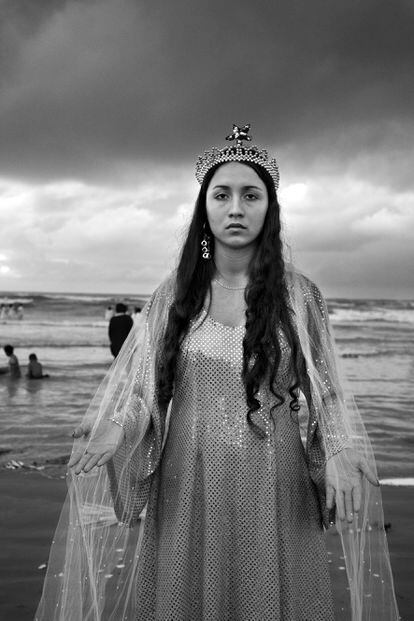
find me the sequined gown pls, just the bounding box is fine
[135,311,335,620]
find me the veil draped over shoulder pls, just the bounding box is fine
[35,268,399,621]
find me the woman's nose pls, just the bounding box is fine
[228,195,244,216]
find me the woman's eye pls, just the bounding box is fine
[245,194,258,200]
[215,193,228,200]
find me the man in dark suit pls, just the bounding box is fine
[108,302,134,358]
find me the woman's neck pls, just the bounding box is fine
[213,242,255,283]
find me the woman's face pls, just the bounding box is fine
[205,162,269,250]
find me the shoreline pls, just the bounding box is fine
[0,470,412,620]
[2,451,414,485]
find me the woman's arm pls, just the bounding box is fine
[296,275,378,524]
[67,274,175,525]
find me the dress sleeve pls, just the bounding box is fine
[293,276,352,527]
[300,279,351,463]
[105,280,174,526]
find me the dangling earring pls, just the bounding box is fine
[201,224,211,260]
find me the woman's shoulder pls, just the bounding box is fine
[135,272,177,335]
[285,266,327,316]
[285,265,322,297]
[151,271,177,301]
[142,271,177,318]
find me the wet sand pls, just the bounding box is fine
[0,470,412,620]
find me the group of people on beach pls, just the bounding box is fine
[0,303,24,321]
[0,301,142,384]
[0,345,49,379]
[105,303,142,323]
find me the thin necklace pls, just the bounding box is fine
[213,277,247,291]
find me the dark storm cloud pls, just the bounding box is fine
[1,0,413,296]
[1,0,413,183]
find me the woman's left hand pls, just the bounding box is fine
[325,447,379,522]
[68,419,125,475]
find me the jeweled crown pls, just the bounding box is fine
[195,124,280,189]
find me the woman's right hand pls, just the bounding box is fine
[68,419,125,475]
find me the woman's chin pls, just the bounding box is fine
[220,241,257,254]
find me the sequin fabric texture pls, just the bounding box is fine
[134,310,334,620]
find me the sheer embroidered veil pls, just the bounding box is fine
[35,271,399,618]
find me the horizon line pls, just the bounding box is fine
[0,288,413,302]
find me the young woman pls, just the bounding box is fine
[36,125,399,620]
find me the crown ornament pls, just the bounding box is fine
[195,124,280,189]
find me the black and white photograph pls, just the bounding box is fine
[0,1,413,619]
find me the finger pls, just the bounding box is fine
[326,484,335,510]
[97,451,114,467]
[335,491,346,521]
[68,449,86,468]
[359,459,380,486]
[72,451,93,475]
[352,484,362,515]
[344,489,354,523]
[82,453,102,473]
[72,423,91,439]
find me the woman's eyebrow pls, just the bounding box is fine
[211,184,264,191]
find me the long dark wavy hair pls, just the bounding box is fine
[157,161,302,435]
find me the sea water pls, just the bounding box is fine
[0,292,413,480]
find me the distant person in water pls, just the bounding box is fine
[9,304,17,320]
[27,353,49,379]
[132,305,142,326]
[105,306,114,321]
[1,344,21,378]
[108,303,133,358]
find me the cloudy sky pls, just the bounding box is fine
[0,0,413,298]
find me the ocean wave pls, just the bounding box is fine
[379,478,414,487]
[0,343,109,349]
[42,293,150,303]
[330,308,414,324]
[1,319,108,328]
[0,296,34,305]
[329,298,414,310]
[340,348,409,358]
[42,293,117,303]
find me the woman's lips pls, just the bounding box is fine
[226,223,246,229]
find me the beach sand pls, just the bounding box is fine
[0,469,412,620]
